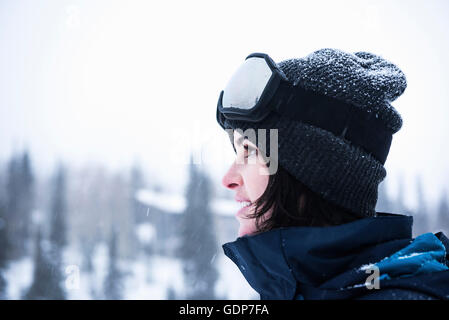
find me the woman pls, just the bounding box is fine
[216,48,449,300]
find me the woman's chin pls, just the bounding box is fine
[238,226,255,238]
[237,230,246,237]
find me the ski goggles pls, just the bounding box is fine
[216,52,394,165]
[216,53,289,124]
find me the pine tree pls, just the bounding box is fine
[130,162,145,224]
[49,164,68,250]
[394,173,407,214]
[103,228,123,300]
[166,286,177,300]
[0,272,5,300]
[24,164,69,300]
[23,227,66,300]
[46,164,69,299]
[5,151,34,259]
[413,175,430,236]
[178,160,219,299]
[0,203,9,299]
[81,240,94,273]
[376,179,394,213]
[436,189,449,235]
[0,205,9,269]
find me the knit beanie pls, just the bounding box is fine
[221,48,407,217]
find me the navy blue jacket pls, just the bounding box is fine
[222,212,449,300]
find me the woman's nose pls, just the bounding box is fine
[222,161,243,190]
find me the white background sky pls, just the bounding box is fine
[1,0,448,210]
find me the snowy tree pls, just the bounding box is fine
[178,159,219,299]
[436,189,449,235]
[166,286,177,300]
[130,162,146,224]
[81,240,94,273]
[413,175,430,236]
[108,172,138,259]
[0,272,5,300]
[0,203,9,299]
[68,165,107,270]
[394,173,407,214]
[23,227,66,300]
[103,228,123,300]
[5,151,34,259]
[376,178,394,213]
[40,164,69,300]
[49,164,68,251]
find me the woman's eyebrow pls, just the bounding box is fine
[235,136,257,148]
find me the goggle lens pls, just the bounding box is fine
[222,57,273,110]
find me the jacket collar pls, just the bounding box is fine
[222,212,413,299]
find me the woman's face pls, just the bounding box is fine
[222,130,272,237]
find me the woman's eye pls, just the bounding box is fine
[244,144,257,158]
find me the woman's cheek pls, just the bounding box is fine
[245,165,269,201]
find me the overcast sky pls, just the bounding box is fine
[1,0,448,210]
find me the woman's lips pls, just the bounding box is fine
[236,202,252,217]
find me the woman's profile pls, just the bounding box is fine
[216,49,449,300]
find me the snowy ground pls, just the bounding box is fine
[3,257,33,299]
[3,243,258,300]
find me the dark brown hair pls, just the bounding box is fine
[246,165,362,233]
